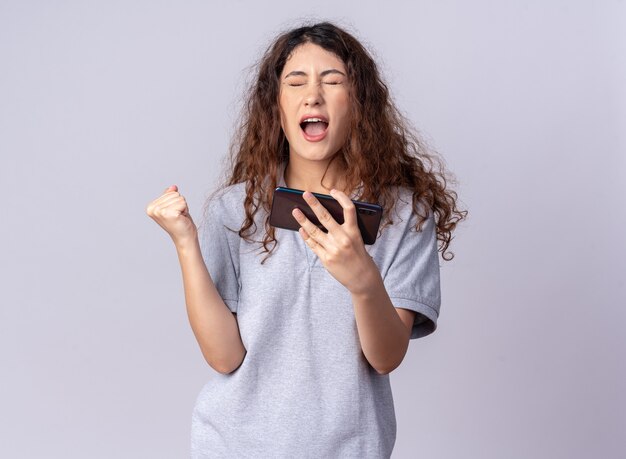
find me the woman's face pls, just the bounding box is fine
[278,42,351,164]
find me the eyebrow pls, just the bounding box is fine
[283,69,346,79]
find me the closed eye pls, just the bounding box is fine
[284,76,306,87]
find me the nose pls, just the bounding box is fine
[303,83,323,107]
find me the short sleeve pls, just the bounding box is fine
[383,209,441,339]
[198,196,240,313]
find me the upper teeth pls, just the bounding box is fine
[303,118,324,123]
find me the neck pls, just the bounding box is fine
[284,155,347,195]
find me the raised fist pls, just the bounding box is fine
[146,185,197,245]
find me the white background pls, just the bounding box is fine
[1,1,624,458]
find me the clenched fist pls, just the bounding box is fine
[146,185,197,246]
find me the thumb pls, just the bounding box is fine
[163,184,178,193]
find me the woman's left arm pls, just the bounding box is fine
[293,190,416,375]
[350,278,416,375]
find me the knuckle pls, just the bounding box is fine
[338,237,351,250]
[326,251,338,264]
[309,225,319,238]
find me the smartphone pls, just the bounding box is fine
[269,186,383,245]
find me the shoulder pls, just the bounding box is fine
[385,186,434,230]
[368,187,437,259]
[198,183,249,240]
[206,182,247,211]
[203,182,247,223]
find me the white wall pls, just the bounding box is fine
[1,1,624,458]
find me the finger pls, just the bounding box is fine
[149,196,188,219]
[164,197,188,213]
[152,188,181,208]
[170,201,191,218]
[301,191,341,232]
[156,186,179,203]
[159,194,187,208]
[298,227,324,258]
[292,207,327,248]
[329,189,358,228]
[146,191,187,217]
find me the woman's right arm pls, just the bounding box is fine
[146,185,246,374]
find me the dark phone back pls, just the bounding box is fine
[269,187,383,245]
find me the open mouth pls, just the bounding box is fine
[300,117,329,139]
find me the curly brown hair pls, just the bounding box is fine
[221,21,466,261]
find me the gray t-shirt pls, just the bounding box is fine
[191,178,441,458]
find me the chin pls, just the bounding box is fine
[294,153,337,164]
[291,145,341,163]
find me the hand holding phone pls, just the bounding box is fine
[269,187,383,245]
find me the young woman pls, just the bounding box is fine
[147,22,465,458]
